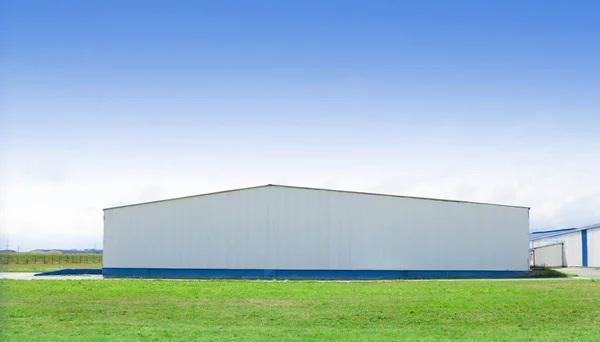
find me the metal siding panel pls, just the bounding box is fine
[588,227,600,267]
[532,244,563,267]
[532,232,583,267]
[564,232,583,266]
[104,187,272,268]
[104,185,529,271]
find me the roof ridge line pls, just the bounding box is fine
[104,183,529,211]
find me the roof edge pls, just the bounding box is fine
[103,185,271,211]
[104,184,530,211]
[530,228,577,235]
[530,223,600,241]
[267,184,529,209]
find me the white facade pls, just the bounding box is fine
[103,185,530,276]
[532,243,563,267]
[530,225,600,267]
[531,231,582,266]
[588,227,600,267]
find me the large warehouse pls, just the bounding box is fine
[103,184,530,279]
[530,223,600,268]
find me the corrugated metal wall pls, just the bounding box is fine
[104,186,530,271]
[532,243,563,267]
[531,231,583,266]
[588,227,599,267]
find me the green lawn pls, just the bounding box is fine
[0,263,102,273]
[1,279,599,341]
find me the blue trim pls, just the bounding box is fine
[34,269,102,276]
[531,228,577,235]
[102,268,527,279]
[582,230,588,267]
[530,223,600,241]
[530,228,577,240]
[579,223,600,230]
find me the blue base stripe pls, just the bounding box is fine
[102,268,527,279]
[582,230,588,267]
[35,269,102,276]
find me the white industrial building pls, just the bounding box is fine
[103,184,530,279]
[530,223,600,268]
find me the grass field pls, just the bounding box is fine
[1,279,599,341]
[0,253,102,273]
[0,253,102,265]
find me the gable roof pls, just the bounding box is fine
[529,228,578,240]
[530,223,600,241]
[103,184,530,211]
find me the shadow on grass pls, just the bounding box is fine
[525,266,572,278]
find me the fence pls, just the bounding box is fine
[0,253,103,265]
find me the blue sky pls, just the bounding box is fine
[1,1,599,251]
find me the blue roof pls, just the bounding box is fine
[530,223,600,241]
[530,228,577,240]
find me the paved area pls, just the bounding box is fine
[558,267,600,279]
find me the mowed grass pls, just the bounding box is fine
[1,279,599,341]
[0,263,102,273]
